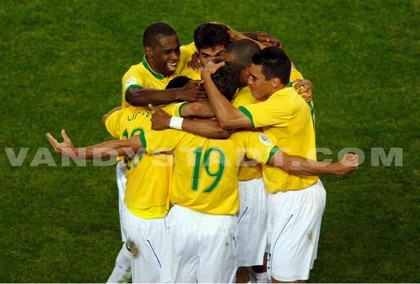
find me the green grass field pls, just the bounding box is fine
[1,0,419,282]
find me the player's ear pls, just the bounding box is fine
[145,47,153,57]
[270,77,281,88]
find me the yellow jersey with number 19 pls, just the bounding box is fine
[140,129,278,215]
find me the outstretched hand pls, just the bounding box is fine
[46,129,77,157]
[149,104,171,130]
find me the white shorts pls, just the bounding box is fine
[116,161,128,242]
[267,179,326,281]
[124,210,166,283]
[236,177,268,266]
[160,205,238,283]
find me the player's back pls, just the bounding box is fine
[106,106,173,218]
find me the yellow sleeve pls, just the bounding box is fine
[140,129,186,153]
[238,91,293,128]
[232,131,277,164]
[161,102,189,117]
[105,110,123,138]
[290,67,304,81]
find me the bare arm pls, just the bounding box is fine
[150,105,232,139]
[269,151,359,176]
[201,62,252,130]
[46,129,143,159]
[126,79,207,106]
[180,101,215,118]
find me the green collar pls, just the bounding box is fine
[141,56,165,80]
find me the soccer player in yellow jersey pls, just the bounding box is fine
[122,22,207,108]
[161,39,314,283]
[178,22,283,81]
[225,39,315,283]
[177,23,231,80]
[202,47,337,282]
[111,22,207,282]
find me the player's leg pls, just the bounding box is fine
[107,161,131,283]
[159,205,199,283]
[107,242,132,283]
[267,179,326,282]
[198,213,238,283]
[125,213,166,283]
[236,178,268,283]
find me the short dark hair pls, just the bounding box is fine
[225,39,261,71]
[211,64,239,101]
[143,22,177,48]
[165,76,191,89]
[194,23,230,51]
[252,46,291,84]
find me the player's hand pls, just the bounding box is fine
[201,61,225,79]
[149,104,171,131]
[46,129,77,157]
[178,79,207,102]
[294,79,313,102]
[187,52,202,72]
[336,153,359,174]
[244,31,282,48]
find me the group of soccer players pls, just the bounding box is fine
[47,22,358,283]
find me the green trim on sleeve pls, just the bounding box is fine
[266,146,279,164]
[128,84,143,90]
[139,132,147,149]
[238,106,255,128]
[178,101,190,117]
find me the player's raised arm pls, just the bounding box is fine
[268,150,359,176]
[201,62,252,130]
[46,129,144,159]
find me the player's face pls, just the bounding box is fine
[148,35,181,76]
[198,45,225,66]
[223,53,248,88]
[247,64,273,101]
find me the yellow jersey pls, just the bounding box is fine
[232,86,262,181]
[140,129,277,215]
[105,103,184,218]
[175,42,201,80]
[238,84,318,193]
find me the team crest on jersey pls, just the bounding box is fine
[125,77,137,87]
[259,133,272,145]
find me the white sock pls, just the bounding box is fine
[107,243,132,283]
[254,271,268,283]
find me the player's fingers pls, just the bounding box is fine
[61,129,70,142]
[46,133,57,146]
[192,79,204,86]
[148,104,162,112]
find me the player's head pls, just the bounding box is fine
[248,46,291,101]
[165,76,191,89]
[194,23,230,66]
[142,22,180,76]
[223,39,261,87]
[211,64,239,102]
